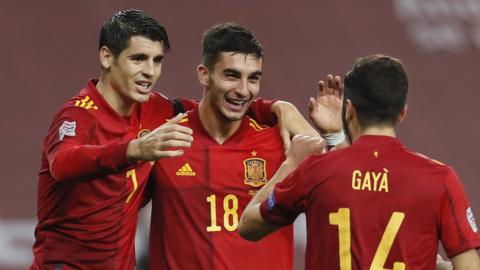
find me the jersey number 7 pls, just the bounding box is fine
[329,208,406,270]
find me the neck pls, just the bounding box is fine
[198,100,243,145]
[96,76,135,117]
[350,125,397,142]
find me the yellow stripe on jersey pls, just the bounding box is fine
[249,118,266,131]
[179,117,189,124]
[74,96,98,110]
[167,115,189,124]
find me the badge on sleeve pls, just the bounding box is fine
[467,207,478,233]
[267,192,276,210]
[59,121,76,140]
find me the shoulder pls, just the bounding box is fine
[400,148,452,177]
[243,117,282,143]
[147,91,172,106]
[246,117,277,134]
[53,91,96,123]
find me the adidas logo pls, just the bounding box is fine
[176,163,196,176]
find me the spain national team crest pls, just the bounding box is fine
[243,152,267,187]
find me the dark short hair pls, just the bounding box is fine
[99,9,170,57]
[344,54,408,127]
[202,22,263,70]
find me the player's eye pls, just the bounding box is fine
[130,54,147,62]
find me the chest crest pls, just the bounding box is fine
[243,150,267,187]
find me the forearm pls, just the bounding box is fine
[49,141,131,181]
[239,159,296,241]
[451,249,480,270]
[247,159,296,209]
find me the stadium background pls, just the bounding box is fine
[0,0,479,269]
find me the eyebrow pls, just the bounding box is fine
[249,71,263,78]
[223,69,241,77]
[223,69,263,78]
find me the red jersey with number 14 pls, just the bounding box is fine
[261,135,480,270]
[149,108,293,270]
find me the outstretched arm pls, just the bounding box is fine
[271,101,319,151]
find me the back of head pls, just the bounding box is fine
[201,22,263,70]
[344,54,409,128]
[99,9,170,57]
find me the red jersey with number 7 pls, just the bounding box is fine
[149,108,293,270]
[261,135,480,270]
[31,80,190,269]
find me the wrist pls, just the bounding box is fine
[321,130,345,148]
[126,139,140,163]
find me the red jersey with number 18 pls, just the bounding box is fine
[149,108,293,270]
[261,135,480,270]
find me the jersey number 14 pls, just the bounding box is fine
[330,208,406,270]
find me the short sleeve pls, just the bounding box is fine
[438,168,480,257]
[248,98,277,126]
[260,160,310,226]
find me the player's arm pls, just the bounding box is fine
[451,249,480,269]
[239,135,325,241]
[48,109,192,181]
[437,168,480,267]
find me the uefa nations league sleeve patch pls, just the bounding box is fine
[467,207,478,233]
[59,121,76,140]
[267,192,276,210]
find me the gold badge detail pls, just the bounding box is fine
[243,152,267,187]
[137,129,150,138]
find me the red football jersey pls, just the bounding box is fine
[31,80,179,269]
[149,108,293,270]
[31,80,277,269]
[261,135,480,270]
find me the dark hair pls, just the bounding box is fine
[99,9,170,57]
[344,54,408,127]
[202,22,263,70]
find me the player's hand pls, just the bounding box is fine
[285,135,325,168]
[127,113,193,162]
[272,101,319,153]
[436,254,453,270]
[309,74,343,134]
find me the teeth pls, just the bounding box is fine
[227,98,246,105]
[136,82,151,88]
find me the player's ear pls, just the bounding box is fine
[397,104,407,123]
[197,65,210,86]
[99,46,114,70]
[345,99,355,121]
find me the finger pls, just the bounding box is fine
[155,123,193,136]
[308,97,316,113]
[166,113,186,124]
[317,80,326,97]
[156,149,186,158]
[159,129,194,142]
[159,139,192,149]
[334,76,342,98]
[326,74,334,95]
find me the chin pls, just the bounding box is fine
[223,111,246,122]
[134,93,151,103]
